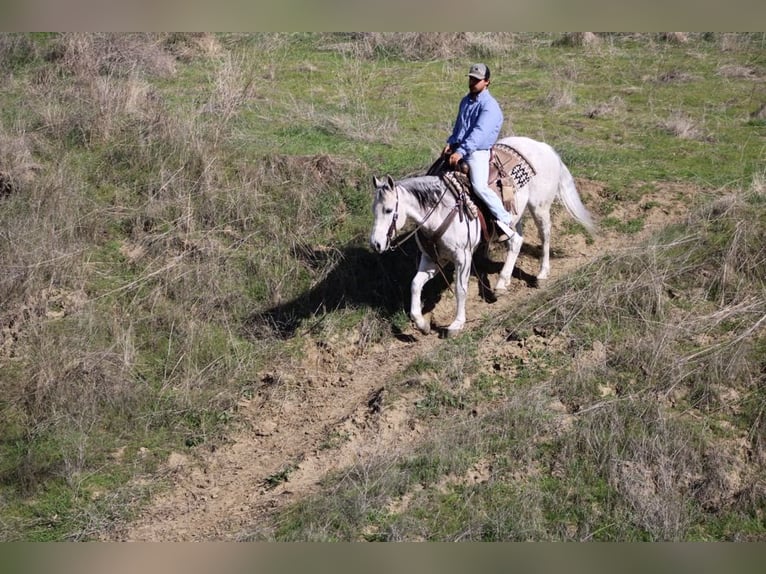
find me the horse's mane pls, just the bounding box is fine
[398,176,445,209]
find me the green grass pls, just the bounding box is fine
[1,32,765,541]
[261,182,766,542]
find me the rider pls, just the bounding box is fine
[443,63,517,241]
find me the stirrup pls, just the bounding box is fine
[495,220,514,242]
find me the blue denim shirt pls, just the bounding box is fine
[447,89,503,157]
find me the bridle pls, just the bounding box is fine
[383,185,400,250]
[378,177,482,297]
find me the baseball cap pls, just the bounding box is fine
[468,63,490,80]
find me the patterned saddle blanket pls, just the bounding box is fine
[488,142,536,214]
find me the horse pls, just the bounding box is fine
[369,136,596,336]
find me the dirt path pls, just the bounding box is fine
[104,180,691,541]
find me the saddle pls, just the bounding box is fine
[426,142,536,216]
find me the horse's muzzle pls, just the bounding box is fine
[370,236,386,253]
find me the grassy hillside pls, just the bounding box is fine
[0,32,764,541]
[265,185,766,541]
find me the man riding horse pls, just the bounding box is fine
[441,63,518,242]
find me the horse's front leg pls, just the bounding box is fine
[410,254,438,334]
[495,231,523,293]
[446,250,472,334]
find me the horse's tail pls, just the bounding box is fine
[557,160,596,234]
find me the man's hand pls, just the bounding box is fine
[448,151,463,167]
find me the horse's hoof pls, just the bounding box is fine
[494,286,509,297]
[445,320,465,335]
[410,314,430,334]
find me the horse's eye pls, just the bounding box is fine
[384,208,394,215]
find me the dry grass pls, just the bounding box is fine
[544,185,765,535]
[659,33,690,44]
[586,96,626,119]
[269,177,766,541]
[0,130,41,196]
[318,32,520,61]
[555,33,601,48]
[717,64,758,80]
[50,33,178,79]
[544,85,576,110]
[2,32,765,542]
[660,111,704,140]
[0,34,320,532]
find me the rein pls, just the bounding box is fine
[386,184,450,251]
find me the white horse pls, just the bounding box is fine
[369,136,596,335]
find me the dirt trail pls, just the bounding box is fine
[104,180,691,541]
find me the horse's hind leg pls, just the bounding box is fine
[410,255,438,334]
[531,205,552,279]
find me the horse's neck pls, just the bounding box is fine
[400,183,453,229]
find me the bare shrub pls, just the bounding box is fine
[326,33,468,60]
[90,76,158,144]
[1,300,145,490]
[555,33,601,48]
[659,33,689,44]
[297,56,400,145]
[544,86,576,110]
[0,155,96,327]
[49,33,177,79]
[465,32,521,58]
[660,111,703,140]
[717,64,758,80]
[501,178,766,539]
[25,57,167,148]
[586,96,626,119]
[354,311,390,355]
[696,439,751,512]
[0,33,40,71]
[0,130,41,195]
[657,70,698,84]
[553,396,704,540]
[751,103,766,121]
[163,32,222,63]
[718,33,749,52]
[0,172,12,198]
[610,451,696,539]
[202,52,256,120]
[259,153,356,200]
[319,33,517,61]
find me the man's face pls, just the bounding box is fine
[468,76,488,94]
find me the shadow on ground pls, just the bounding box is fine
[244,237,541,340]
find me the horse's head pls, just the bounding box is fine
[370,175,403,253]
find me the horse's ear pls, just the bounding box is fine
[386,175,395,190]
[372,175,384,189]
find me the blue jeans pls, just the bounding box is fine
[465,149,511,225]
